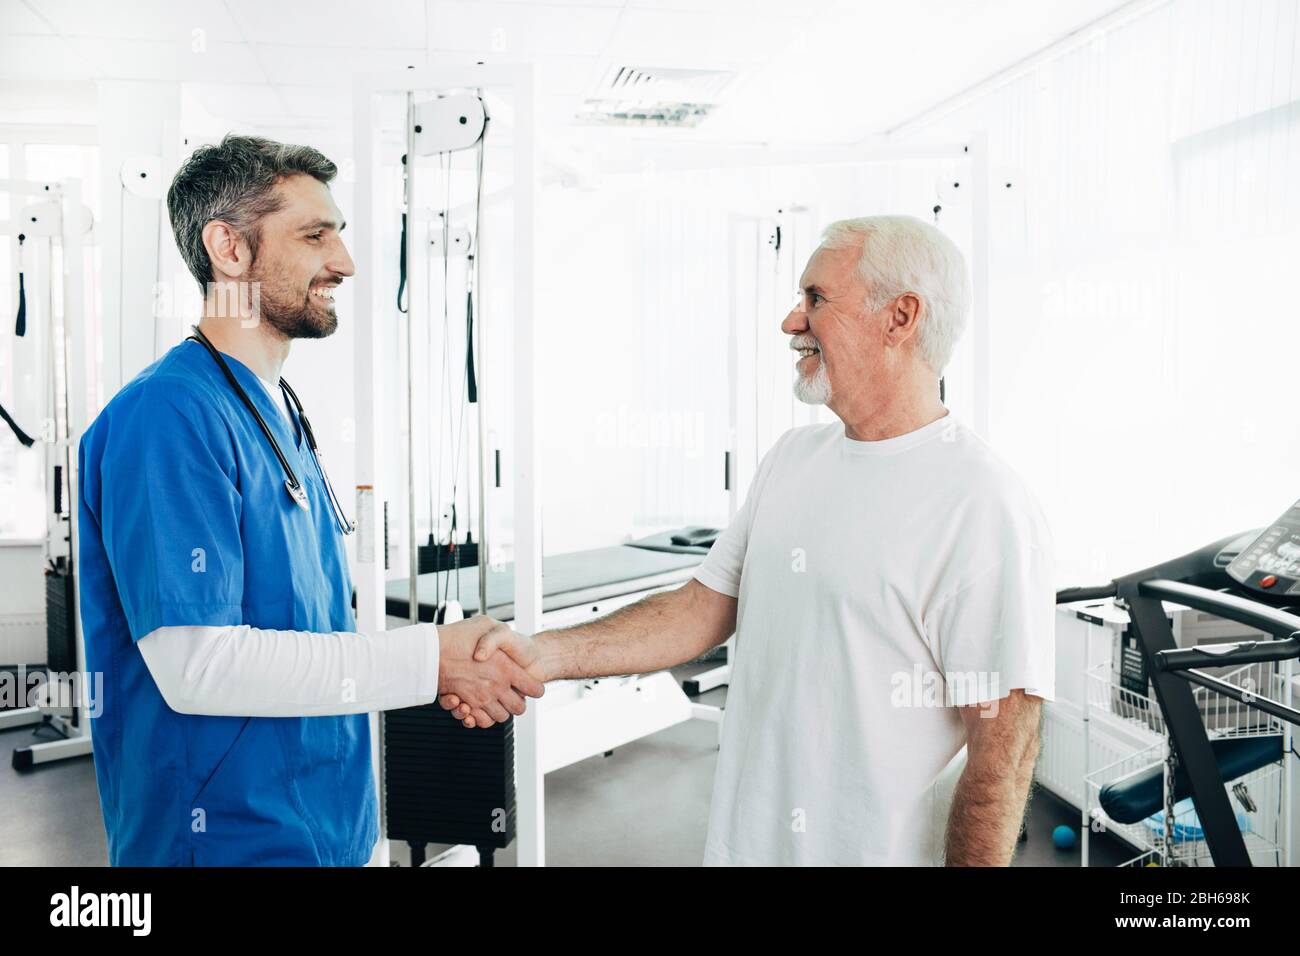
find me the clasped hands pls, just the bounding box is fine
[436,615,545,729]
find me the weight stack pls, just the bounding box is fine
[45,568,76,675]
[383,704,515,862]
[416,540,479,575]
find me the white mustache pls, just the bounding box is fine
[789,335,820,351]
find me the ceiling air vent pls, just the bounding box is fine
[577,66,736,128]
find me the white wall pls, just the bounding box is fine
[895,0,1300,585]
[533,178,733,553]
[0,545,44,664]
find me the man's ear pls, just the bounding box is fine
[885,292,923,345]
[202,220,251,280]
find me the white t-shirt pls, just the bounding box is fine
[694,412,1056,866]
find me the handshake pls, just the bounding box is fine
[435,615,548,729]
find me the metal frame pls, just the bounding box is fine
[1118,589,1253,865]
[0,177,95,767]
[1121,578,1299,866]
[352,64,540,866]
[1080,548,1300,867]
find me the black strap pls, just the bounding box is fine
[0,399,35,447]
[465,284,477,403]
[187,329,302,492]
[396,211,408,314]
[15,234,26,337]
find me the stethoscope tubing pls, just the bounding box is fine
[188,326,355,535]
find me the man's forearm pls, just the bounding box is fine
[943,739,1040,866]
[138,622,440,717]
[535,580,733,681]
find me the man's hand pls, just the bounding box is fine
[439,628,548,728]
[439,579,736,728]
[437,616,545,729]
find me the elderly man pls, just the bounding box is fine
[446,215,1055,866]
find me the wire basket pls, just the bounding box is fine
[1086,659,1285,740]
[1085,742,1167,856]
[1115,765,1285,868]
[1084,661,1289,867]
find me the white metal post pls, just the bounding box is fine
[62,178,93,748]
[510,65,544,868]
[351,79,392,867]
[404,92,419,629]
[1081,618,1092,867]
[968,132,992,440]
[725,215,742,521]
[36,232,55,555]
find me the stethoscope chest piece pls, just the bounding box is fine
[285,478,310,512]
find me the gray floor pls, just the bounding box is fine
[0,661,1133,867]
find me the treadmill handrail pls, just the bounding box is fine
[1137,579,1300,639]
[1156,637,1300,671]
[1055,583,1118,604]
[1174,668,1300,727]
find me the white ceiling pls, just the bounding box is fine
[1,0,1135,146]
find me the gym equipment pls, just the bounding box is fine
[1057,502,1300,866]
[1099,735,1283,826]
[386,544,702,622]
[384,541,704,865]
[668,526,720,549]
[354,68,518,867]
[13,233,25,336]
[1,176,95,769]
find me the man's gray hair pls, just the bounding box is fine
[167,133,338,292]
[819,215,971,375]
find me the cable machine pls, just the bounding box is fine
[353,64,540,867]
[0,176,96,768]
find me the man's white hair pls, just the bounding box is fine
[818,215,971,375]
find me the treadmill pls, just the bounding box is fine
[1057,499,1300,866]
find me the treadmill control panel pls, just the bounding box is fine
[1228,498,1300,596]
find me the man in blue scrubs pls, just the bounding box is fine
[77,134,542,866]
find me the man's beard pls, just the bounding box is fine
[794,356,831,404]
[250,259,337,340]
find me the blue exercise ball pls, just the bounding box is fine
[1052,824,1077,850]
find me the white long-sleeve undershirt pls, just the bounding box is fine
[136,622,441,718]
[254,374,293,426]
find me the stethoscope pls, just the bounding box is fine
[188,326,356,536]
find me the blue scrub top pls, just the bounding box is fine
[77,338,377,866]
